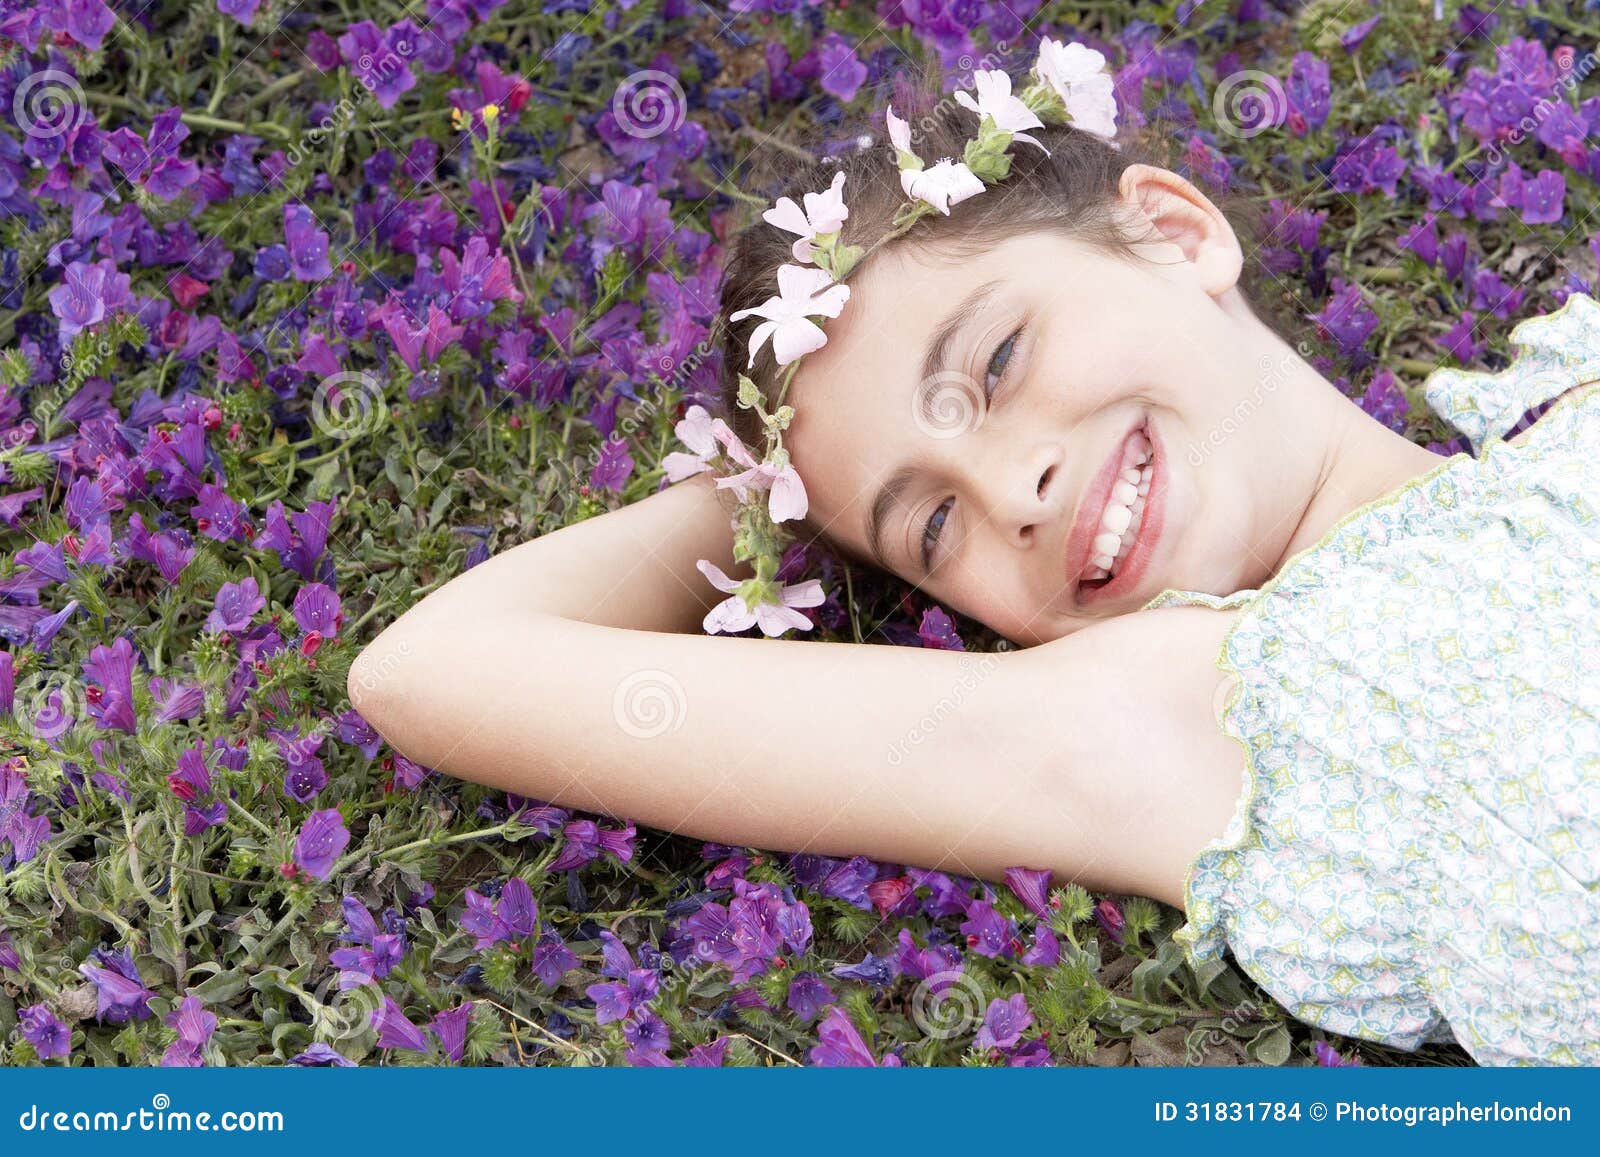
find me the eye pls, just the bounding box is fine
[921,497,953,571]
[984,325,1023,397]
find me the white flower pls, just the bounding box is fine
[696,560,824,637]
[954,69,1045,151]
[1034,38,1120,143]
[662,404,718,482]
[762,170,850,264]
[886,104,914,155]
[902,159,986,215]
[728,264,851,368]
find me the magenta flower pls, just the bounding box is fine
[292,809,349,880]
[1002,866,1053,920]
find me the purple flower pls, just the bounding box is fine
[1314,1040,1363,1066]
[960,900,1022,959]
[1285,53,1330,135]
[917,605,964,650]
[974,993,1033,1050]
[0,929,19,972]
[290,1042,354,1066]
[339,21,419,109]
[430,1003,473,1064]
[1308,280,1379,359]
[160,996,217,1067]
[20,1003,70,1059]
[815,33,867,103]
[292,582,343,638]
[1002,866,1053,920]
[46,258,132,340]
[460,876,539,949]
[292,809,349,880]
[1438,311,1483,364]
[531,932,579,988]
[81,636,138,733]
[371,994,430,1052]
[330,895,407,989]
[808,1006,901,1067]
[78,946,156,1023]
[150,677,204,724]
[589,437,634,492]
[284,204,333,281]
[207,577,266,633]
[785,971,836,1022]
[46,0,116,52]
[217,0,261,26]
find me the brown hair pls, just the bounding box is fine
[712,65,1293,553]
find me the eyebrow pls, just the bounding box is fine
[864,280,1003,570]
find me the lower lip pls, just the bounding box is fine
[1076,425,1166,608]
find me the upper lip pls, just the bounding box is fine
[1060,417,1149,600]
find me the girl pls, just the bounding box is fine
[350,53,1600,1066]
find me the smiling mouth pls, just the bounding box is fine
[1080,431,1152,589]
[1061,419,1163,605]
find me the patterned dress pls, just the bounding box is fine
[1148,292,1600,1066]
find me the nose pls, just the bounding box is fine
[968,442,1065,550]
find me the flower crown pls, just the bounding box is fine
[665,39,1120,637]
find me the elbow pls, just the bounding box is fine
[346,626,411,738]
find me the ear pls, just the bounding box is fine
[1113,163,1243,298]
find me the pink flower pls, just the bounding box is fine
[727,264,850,368]
[903,159,985,215]
[662,404,718,482]
[695,560,824,637]
[708,422,807,522]
[762,171,849,264]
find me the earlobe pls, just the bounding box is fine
[1115,164,1243,298]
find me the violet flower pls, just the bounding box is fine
[292,809,349,880]
[20,1003,70,1059]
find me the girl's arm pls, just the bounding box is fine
[349,476,1243,907]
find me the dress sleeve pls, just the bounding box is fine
[1423,292,1600,454]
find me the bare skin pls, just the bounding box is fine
[348,164,1450,911]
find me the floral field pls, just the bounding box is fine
[0,0,1595,1067]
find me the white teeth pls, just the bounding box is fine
[1083,455,1154,585]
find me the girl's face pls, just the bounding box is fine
[784,166,1327,645]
